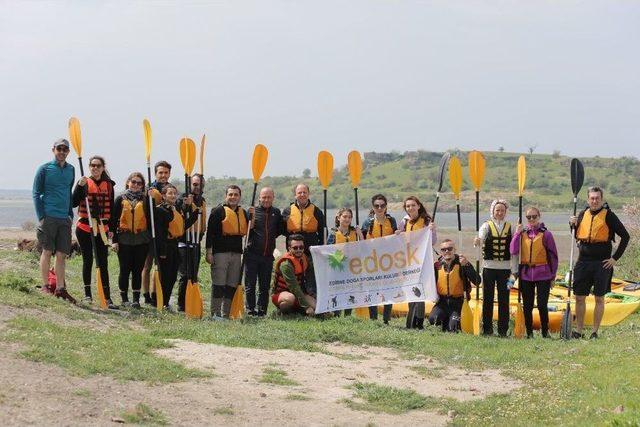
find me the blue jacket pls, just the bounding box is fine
[32,160,75,220]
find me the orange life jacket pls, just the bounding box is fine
[273,253,309,294]
[286,203,319,233]
[576,209,609,243]
[118,198,147,234]
[333,227,357,243]
[368,216,395,238]
[405,216,426,231]
[436,262,465,298]
[167,207,185,239]
[77,178,112,233]
[221,205,247,236]
[520,230,548,266]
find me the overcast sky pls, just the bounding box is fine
[1,1,639,190]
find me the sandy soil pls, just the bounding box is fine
[0,305,522,426]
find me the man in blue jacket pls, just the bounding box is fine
[32,139,76,303]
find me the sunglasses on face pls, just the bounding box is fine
[290,245,304,250]
[373,203,386,209]
[526,215,539,220]
[130,180,143,186]
[55,146,69,152]
[440,247,454,252]
[89,163,103,168]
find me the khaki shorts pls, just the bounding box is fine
[37,217,72,255]
[211,252,242,287]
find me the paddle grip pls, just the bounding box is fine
[432,194,440,221]
[354,187,359,226]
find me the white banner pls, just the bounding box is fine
[310,228,437,314]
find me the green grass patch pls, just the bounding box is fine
[259,367,299,386]
[2,316,208,383]
[409,365,445,378]
[285,393,311,401]
[344,382,444,414]
[121,403,168,425]
[213,407,234,415]
[72,388,93,398]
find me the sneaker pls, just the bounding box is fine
[41,285,54,295]
[131,301,141,309]
[107,300,119,310]
[589,332,598,340]
[247,310,258,317]
[210,315,228,322]
[121,301,131,308]
[82,296,93,303]
[571,331,584,339]
[541,331,551,338]
[54,287,77,304]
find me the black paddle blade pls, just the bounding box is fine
[560,303,572,340]
[436,152,451,192]
[570,158,584,197]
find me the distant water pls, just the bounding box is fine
[0,190,34,228]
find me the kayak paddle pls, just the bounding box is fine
[347,150,369,319]
[230,143,269,319]
[432,152,451,221]
[561,158,584,340]
[143,119,164,310]
[468,150,486,335]
[317,150,334,244]
[69,117,107,309]
[514,155,526,339]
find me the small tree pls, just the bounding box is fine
[498,146,505,152]
[528,144,538,155]
[302,168,311,178]
[552,150,561,159]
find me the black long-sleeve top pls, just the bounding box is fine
[154,203,197,257]
[246,205,283,257]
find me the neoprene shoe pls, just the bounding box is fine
[55,287,77,304]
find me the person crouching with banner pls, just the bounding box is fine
[428,239,480,332]
[271,234,316,316]
[399,196,437,329]
[362,194,397,324]
[510,207,558,338]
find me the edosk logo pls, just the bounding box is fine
[349,244,420,274]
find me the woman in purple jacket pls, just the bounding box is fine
[510,207,558,338]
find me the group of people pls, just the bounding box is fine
[33,139,630,338]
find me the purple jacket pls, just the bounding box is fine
[510,223,558,282]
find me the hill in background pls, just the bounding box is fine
[190,150,640,213]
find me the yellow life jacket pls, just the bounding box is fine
[405,216,426,231]
[118,198,147,234]
[221,205,248,236]
[369,217,395,238]
[168,207,184,239]
[483,221,511,261]
[576,209,609,243]
[150,188,162,205]
[520,230,548,266]
[286,203,319,233]
[334,227,357,243]
[186,199,207,234]
[436,262,465,298]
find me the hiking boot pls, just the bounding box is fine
[55,287,77,304]
[131,301,141,309]
[41,284,54,295]
[143,293,152,305]
[107,299,119,310]
[121,301,131,308]
[571,331,584,339]
[589,332,598,340]
[542,331,551,338]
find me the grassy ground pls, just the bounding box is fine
[1,247,639,425]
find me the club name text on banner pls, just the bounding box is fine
[310,228,437,314]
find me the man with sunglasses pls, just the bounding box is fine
[271,234,316,315]
[176,174,207,312]
[428,239,480,332]
[32,138,76,303]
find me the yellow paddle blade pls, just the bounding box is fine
[199,134,206,175]
[468,150,486,191]
[229,285,245,319]
[317,150,334,189]
[517,155,526,196]
[514,303,526,338]
[143,119,152,162]
[354,306,369,319]
[460,299,473,333]
[96,268,107,309]
[179,138,197,175]
[347,150,363,188]
[252,143,269,183]
[68,117,82,156]
[472,299,481,335]
[154,270,164,310]
[448,155,463,199]
[193,282,204,318]
[185,280,203,319]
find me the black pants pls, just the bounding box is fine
[158,239,179,307]
[369,304,392,322]
[177,245,201,311]
[428,296,463,332]
[117,243,148,303]
[244,251,274,315]
[482,268,511,336]
[520,279,551,335]
[75,227,110,299]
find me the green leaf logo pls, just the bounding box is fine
[328,249,347,271]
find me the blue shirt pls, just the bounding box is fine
[32,160,75,220]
